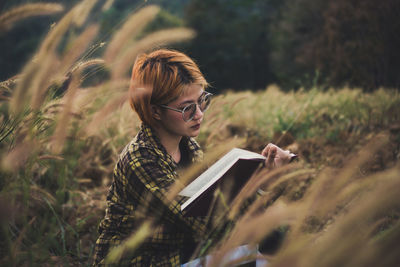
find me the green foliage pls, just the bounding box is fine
[268,0,328,90]
[314,0,400,90]
[185,0,275,91]
[141,9,184,35]
[184,0,400,91]
[269,0,400,90]
[99,6,123,37]
[205,86,400,152]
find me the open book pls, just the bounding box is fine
[178,148,266,217]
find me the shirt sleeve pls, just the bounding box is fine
[125,145,206,236]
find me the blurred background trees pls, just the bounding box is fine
[184,0,276,90]
[1,0,400,92]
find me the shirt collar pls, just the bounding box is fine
[140,123,203,165]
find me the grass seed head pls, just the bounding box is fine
[0,3,64,32]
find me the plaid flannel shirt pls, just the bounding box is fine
[94,123,206,266]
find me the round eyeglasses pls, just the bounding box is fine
[159,92,212,122]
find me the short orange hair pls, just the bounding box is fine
[129,49,208,126]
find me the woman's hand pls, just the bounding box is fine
[261,143,294,169]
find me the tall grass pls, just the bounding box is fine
[0,1,198,265]
[0,1,399,266]
[0,3,64,32]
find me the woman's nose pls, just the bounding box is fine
[192,104,203,120]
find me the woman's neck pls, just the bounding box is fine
[152,125,182,163]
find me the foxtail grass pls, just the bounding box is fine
[104,5,161,63]
[0,3,64,32]
[1,1,199,265]
[102,0,115,12]
[111,28,196,79]
[10,0,98,113]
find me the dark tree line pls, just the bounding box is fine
[185,0,400,91]
[183,0,277,90]
[1,0,400,91]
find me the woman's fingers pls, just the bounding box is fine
[265,145,276,169]
[262,143,294,169]
[261,143,272,157]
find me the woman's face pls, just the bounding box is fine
[157,84,205,138]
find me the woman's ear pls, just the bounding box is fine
[151,105,162,121]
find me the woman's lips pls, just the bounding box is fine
[191,123,201,130]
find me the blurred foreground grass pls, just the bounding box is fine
[0,1,400,266]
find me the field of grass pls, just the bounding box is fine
[1,1,400,266]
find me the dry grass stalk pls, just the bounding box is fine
[38,154,64,161]
[332,167,399,211]
[291,170,400,267]
[34,0,96,56]
[328,133,389,196]
[261,167,313,194]
[206,120,231,146]
[105,221,153,264]
[204,133,398,267]
[111,28,196,79]
[104,5,160,63]
[203,99,228,123]
[58,24,100,76]
[0,75,20,93]
[10,0,98,113]
[361,221,400,267]
[228,165,313,220]
[42,102,64,114]
[104,193,162,263]
[229,95,248,109]
[285,135,389,236]
[265,161,399,267]
[70,79,129,116]
[10,216,37,262]
[200,98,231,147]
[1,139,36,171]
[283,167,337,241]
[51,73,80,154]
[72,0,98,27]
[0,3,64,32]
[71,58,105,77]
[102,0,115,11]
[227,166,289,220]
[85,92,128,136]
[30,184,57,205]
[30,54,60,110]
[210,202,298,267]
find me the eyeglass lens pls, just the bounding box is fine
[182,93,211,122]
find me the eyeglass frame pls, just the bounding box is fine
[158,91,213,122]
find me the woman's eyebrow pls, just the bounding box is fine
[178,99,195,106]
[178,92,204,106]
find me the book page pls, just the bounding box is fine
[179,148,265,197]
[181,157,265,215]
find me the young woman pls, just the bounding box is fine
[93,49,293,266]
